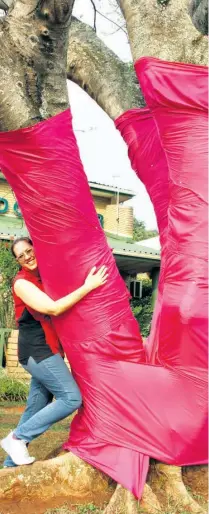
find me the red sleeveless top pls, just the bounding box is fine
[13,268,64,359]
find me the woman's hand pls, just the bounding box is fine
[14,266,108,318]
[84,266,108,292]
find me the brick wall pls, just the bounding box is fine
[6,330,29,380]
[104,205,133,238]
[94,196,111,216]
[5,330,70,380]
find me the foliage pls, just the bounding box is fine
[131,278,153,338]
[133,218,158,242]
[77,506,101,513]
[44,505,103,514]
[0,368,29,401]
[140,278,152,298]
[0,241,18,328]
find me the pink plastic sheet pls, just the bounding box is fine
[0,110,149,497]
[115,56,208,463]
[115,108,170,361]
[0,57,207,498]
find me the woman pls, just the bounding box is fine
[1,237,108,467]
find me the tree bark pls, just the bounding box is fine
[66,0,208,121]
[67,17,145,119]
[0,453,113,503]
[0,454,207,513]
[0,0,75,131]
[118,0,207,64]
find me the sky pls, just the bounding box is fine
[68,0,158,230]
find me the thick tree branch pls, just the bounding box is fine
[67,17,145,120]
[118,0,207,64]
[0,0,75,130]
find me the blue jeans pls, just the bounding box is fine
[4,354,82,467]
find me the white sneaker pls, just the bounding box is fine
[1,432,35,466]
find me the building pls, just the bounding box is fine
[0,173,160,288]
[136,236,161,252]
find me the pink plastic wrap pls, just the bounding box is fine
[134,58,208,370]
[115,108,170,361]
[115,108,169,248]
[115,56,208,464]
[0,110,149,497]
[0,58,207,497]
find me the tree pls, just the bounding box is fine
[0,1,207,513]
[133,218,158,242]
[0,241,18,327]
[0,0,208,131]
[131,277,154,338]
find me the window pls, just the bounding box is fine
[130,281,142,299]
[98,214,104,228]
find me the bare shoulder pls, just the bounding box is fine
[14,279,36,294]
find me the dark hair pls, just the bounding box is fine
[11,237,33,258]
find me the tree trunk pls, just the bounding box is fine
[0,2,207,513]
[118,0,207,64]
[66,1,207,120]
[67,17,145,119]
[0,0,74,130]
[0,453,207,513]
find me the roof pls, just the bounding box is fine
[136,236,161,251]
[107,235,160,274]
[89,181,135,202]
[0,216,28,240]
[107,236,160,257]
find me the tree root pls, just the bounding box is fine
[0,453,113,504]
[140,483,161,513]
[182,465,208,508]
[149,463,207,513]
[103,485,130,514]
[0,455,207,514]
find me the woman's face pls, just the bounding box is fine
[13,241,38,271]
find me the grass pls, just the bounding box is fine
[0,399,25,407]
[0,402,72,468]
[45,506,103,514]
[0,369,29,401]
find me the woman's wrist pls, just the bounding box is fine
[82,283,92,295]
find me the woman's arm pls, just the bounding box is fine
[14,266,108,317]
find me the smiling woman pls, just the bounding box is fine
[11,237,37,270]
[1,236,108,467]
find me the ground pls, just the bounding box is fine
[0,402,109,514]
[0,402,208,514]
